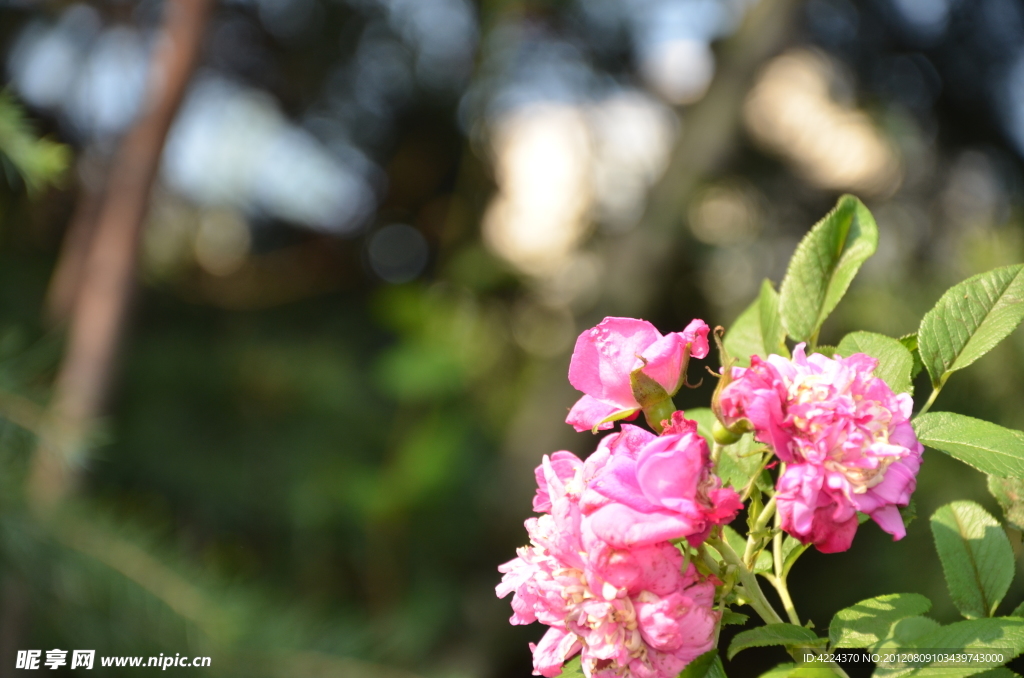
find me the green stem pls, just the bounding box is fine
[771,516,800,625]
[740,448,772,502]
[743,495,777,567]
[915,383,942,418]
[709,536,783,625]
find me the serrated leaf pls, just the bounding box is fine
[918,265,1024,389]
[725,299,764,368]
[931,502,1015,619]
[760,279,789,357]
[679,649,727,678]
[779,195,879,342]
[914,413,1024,479]
[899,617,1024,677]
[900,333,924,378]
[727,624,823,660]
[988,476,1024,531]
[829,593,932,648]
[723,610,750,626]
[836,331,915,395]
[813,345,837,358]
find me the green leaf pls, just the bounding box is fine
[679,650,727,678]
[758,665,795,678]
[888,615,942,646]
[836,331,915,395]
[789,668,843,678]
[688,408,765,492]
[779,195,879,342]
[725,299,764,368]
[723,525,772,572]
[988,476,1024,531]
[931,501,1015,619]
[812,345,837,358]
[900,617,1024,676]
[559,656,584,678]
[727,624,823,660]
[1012,601,1024,617]
[781,536,810,578]
[899,333,924,378]
[829,593,933,648]
[914,413,1024,479]
[972,668,1021,678]
[918,264,1024,389]
[722,610,750,626]
[760,279,789,357]
[0,90,70,193]
[718,434,765,492]
[689,408,717,448]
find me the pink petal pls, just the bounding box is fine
[568,317,661,408]
[870,505,906,540]
[566,395,637,433]
[531,627,581,677]
[589,503,700,548]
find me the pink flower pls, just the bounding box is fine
[497,442,721,677]
[497,519,718,678]
[566,318,710,432]
[585,414,742,548]
[718,344,923,553]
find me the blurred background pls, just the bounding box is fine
[1,0,1024,675]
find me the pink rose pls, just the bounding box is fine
[566,317,710,432]
[585,414,742,548]
[718,344,923,553]
[498,432,721,677]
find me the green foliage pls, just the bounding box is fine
[835,331,914,394]
[0,90,69,193]
[559,656,585,678]
[918,265,1024,389]
[829,593,932,649]
[688,408,765,492]
[722,610,750,626]
[914,413,1024,479]
[759,664,796,678]
[930,502,1015,619]
[724,298,764,367]
[779,195,878,343]
[723,525,772,572]
[903,618,1024,672]
[727,624,824,660]
[680,650,727,678]
[899,333,925,378]
[988,476,1024,531]
[759,279,788,357]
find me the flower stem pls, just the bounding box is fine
[771,516,800,625]
[709,536,783,625]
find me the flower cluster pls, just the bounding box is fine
[497,426,730,678]
[718,344,923,553]
[499,314,925,677]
